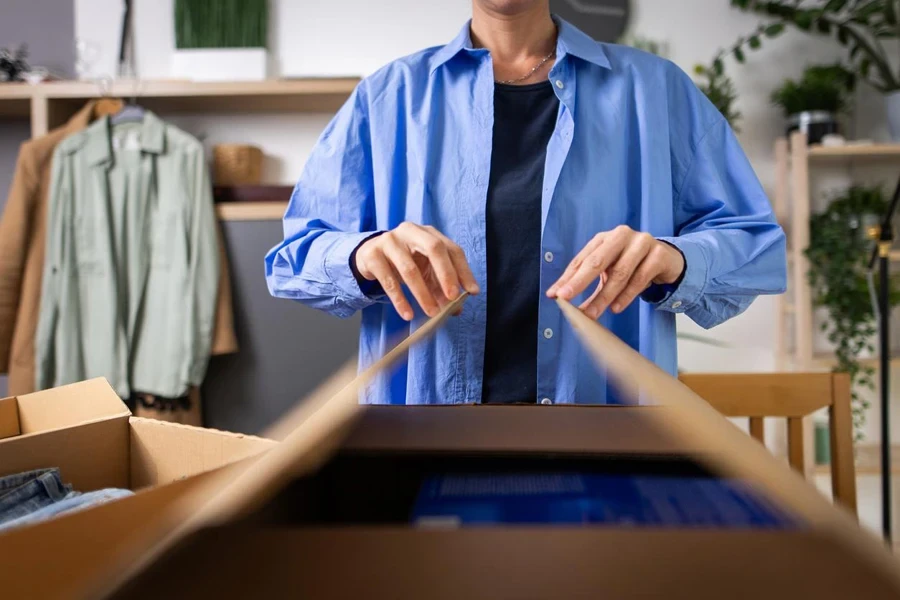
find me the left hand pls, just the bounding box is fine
[547,225,685,319]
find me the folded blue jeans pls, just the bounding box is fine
[0,468,132,532]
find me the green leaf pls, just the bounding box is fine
[817,19,832,34]
[795,10,814,30]
[825,0,848,11]
[734,47,746,62]
[713,57,724,76]
[856,0,885,21]
[837,25,850,44]
[861,57,872,77]
[765,22,786,37]
[749,35,762,49]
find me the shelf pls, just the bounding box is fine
[216,202,286,221]
[808,143,900,160]
[0,77,360,116]
[0,84,34,119]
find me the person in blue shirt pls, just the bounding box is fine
[265,0,787,406]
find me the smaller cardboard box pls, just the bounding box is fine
[0,377,275,533]
[0,378,276,599]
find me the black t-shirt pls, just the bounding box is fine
[482,81,560,404]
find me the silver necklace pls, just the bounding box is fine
[496,49,556,85]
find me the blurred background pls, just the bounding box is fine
[3,0,900,537]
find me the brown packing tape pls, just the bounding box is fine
[555,298,900,592]
[87,293,470,600]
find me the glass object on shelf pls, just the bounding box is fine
[75,39,101,81]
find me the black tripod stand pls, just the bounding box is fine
[868,177,900,544]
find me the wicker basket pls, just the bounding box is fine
[213,144,263,186]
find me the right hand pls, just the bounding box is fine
[354,222,479,320]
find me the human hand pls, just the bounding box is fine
[354,222,479,321]
[547,225,685,319]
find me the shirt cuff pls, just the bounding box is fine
[323,231,387,311]
[349,231,387,298]
[641,236,707,313]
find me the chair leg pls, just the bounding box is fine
[830,374,858,517]
[787,417,804,474]
[749,417,764,444]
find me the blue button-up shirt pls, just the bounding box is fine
[265,18,787,405]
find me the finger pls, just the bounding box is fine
[583,233,654,319]
[557,231,631,301]
[382,236,441,317]
[364,249,414,320]
[405,227,464,300]
[428,227,480,295]
[547,233,606,297]
[609,252,661,314]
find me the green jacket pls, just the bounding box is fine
[36,112,219,398]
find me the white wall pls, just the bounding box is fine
[72,0,892,402]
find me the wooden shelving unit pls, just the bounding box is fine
[215,201,287,221]
[808,144,900,160]
[774,132,900,371]
[0,78,358,221]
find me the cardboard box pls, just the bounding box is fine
[0,378,275,598]
[4,296,900,599]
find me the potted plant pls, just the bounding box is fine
[770,64,855,144]
[172,0,269,82]
[728,0,900,140]
[805,184,900,441]
[693,64,742,132]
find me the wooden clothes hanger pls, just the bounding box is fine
[91,76,123,120]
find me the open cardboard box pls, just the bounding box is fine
[0,378,275,597]
[4,296,900,599]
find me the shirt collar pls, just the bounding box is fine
[84,110,166,166]
[428,16,611,75]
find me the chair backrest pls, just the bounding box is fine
[678,372,857,516]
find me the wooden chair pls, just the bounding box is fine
[678,372,857,516]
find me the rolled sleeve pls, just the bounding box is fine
[323,231,388,316]
[648,235,708,314]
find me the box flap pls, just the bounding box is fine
[14,378,129,435]
[0,416,130,490]
[554,298,900,591]
[128,418,276,488]
[86,293,469,599]
[0,396,20,440]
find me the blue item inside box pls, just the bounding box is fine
[411,472,799,529]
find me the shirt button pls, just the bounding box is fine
[543,328,553,339]
[544,251,554,263]
[541,397,553,405]
[555,80,564,89]
[672,301,683,309]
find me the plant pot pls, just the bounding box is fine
[885,90,900,142]
[786,111,838,145]
[171,48,267,82]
